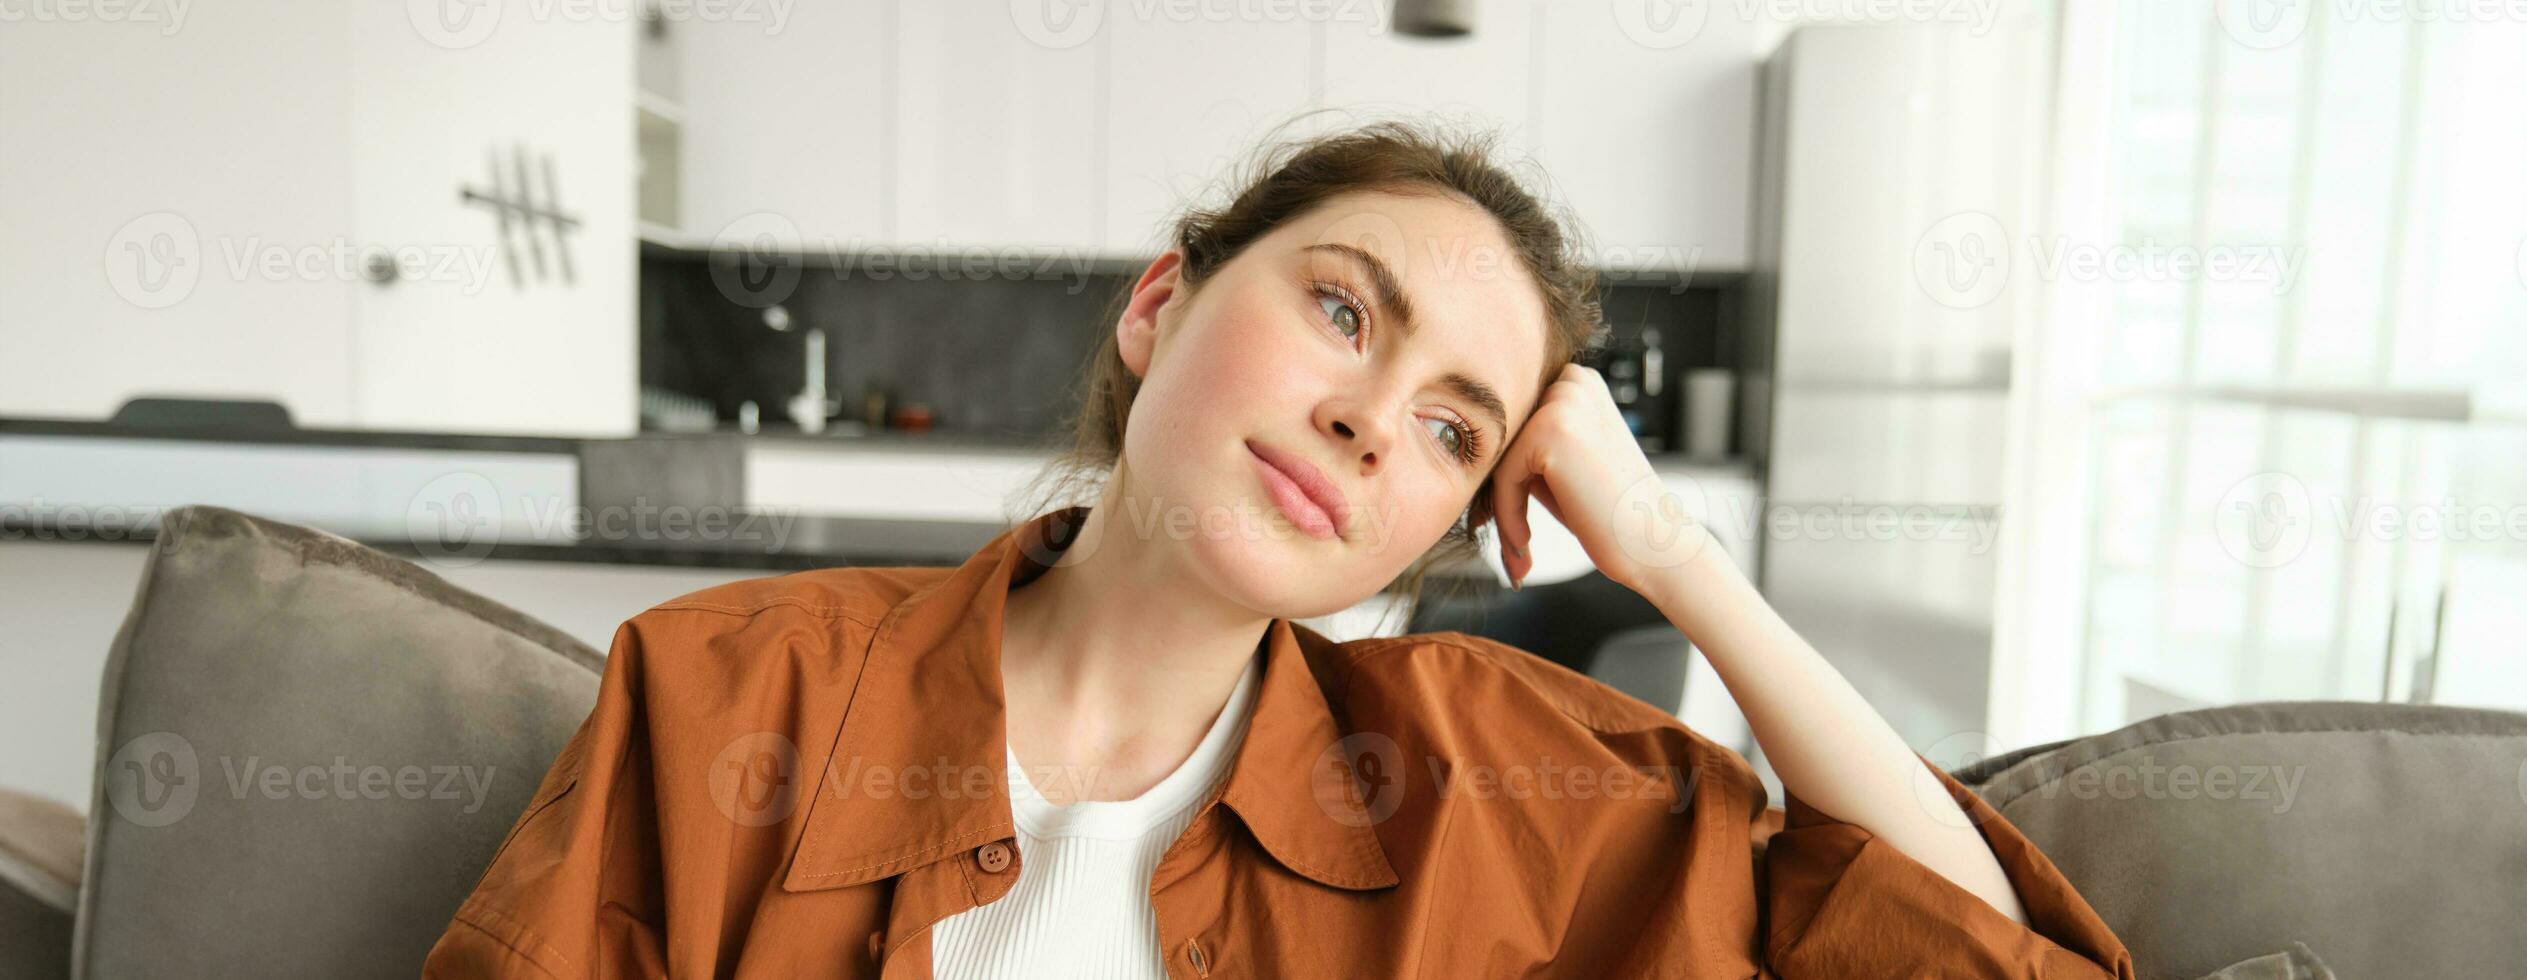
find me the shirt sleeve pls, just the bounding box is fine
[1751,751,2137,979]
[423,621,669,980]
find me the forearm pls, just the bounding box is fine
[1643,535,2028,924]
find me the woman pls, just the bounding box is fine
[425,122,2133,978]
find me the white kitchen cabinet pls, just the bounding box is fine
[1106,1,1544,259]
[657,5,1754,270]
[1535,0,1755,272]
[1102,16,1318,256]
[1320,0,1538,157]
[348,5,636,437]
[1,2,361,426]
[0,0,638,437]
[892,2,1104,251]
[676,4,890,246]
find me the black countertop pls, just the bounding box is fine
[0,414,587,454]
[0,414,1052,456]
[0,511,1006,572]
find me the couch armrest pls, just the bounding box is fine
[0,787,82,978]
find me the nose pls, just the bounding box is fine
[1320,391,1397,471]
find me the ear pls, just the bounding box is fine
[1117,249,1185,380]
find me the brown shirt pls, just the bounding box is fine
[425,506,2135,979]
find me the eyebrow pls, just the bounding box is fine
[1302,242,1511,436]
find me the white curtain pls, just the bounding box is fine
[1995,1,2527,741]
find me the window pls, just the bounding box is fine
[2034,2,2527,732]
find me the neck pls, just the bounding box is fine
[998,482,1270,804]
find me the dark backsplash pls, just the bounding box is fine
[641,245,1127,445]
[641,245,1743,452]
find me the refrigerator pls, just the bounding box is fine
[1742,23,2051,752]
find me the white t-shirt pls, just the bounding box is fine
[931,652,1264,979]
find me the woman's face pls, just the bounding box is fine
[1110,188,1553,619]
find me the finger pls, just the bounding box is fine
[1530,480,1565,527]
[1489,445,1536,590]
[1493,479,1533,590]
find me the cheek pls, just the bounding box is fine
[1357,474,1474,564]
[1148,309,1319,433]
[1118,320,1300,503]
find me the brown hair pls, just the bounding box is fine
[1021,116,1608,629]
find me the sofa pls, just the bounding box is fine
[1,505,2520,977]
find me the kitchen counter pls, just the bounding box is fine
[0,415,1027,570]
[640,421,1068,457]
[0,509,1007,572]
[0,414,1051,457]
[1,414,1761,577]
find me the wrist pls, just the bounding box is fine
[1638,530,1741,622]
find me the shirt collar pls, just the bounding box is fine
[781,505,1401,893]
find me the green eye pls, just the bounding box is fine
[1317,292,1362,339]
[1423,416,1461,455]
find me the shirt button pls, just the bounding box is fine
[975,840,1012,874]
[867,929,884,961]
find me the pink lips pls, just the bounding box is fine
[1246,440,1348,541]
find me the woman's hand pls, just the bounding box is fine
[1486,363,1719,599]
[1494,367,2035,929]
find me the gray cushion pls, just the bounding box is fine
[1963,701,2527,980]
[78,505,603,978]
[2192,941,2336,980]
